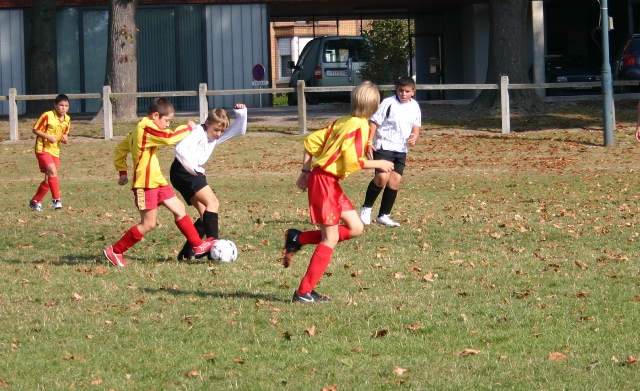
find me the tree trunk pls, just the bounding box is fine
[92,0,138,124]
[26,0,57,117]
[471,0,539,110]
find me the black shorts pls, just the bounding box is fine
[372,149,407,175]
[170,159,208,205]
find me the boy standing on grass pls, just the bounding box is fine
[29,94,71,212]
[282,81,395,303]
[171,103,248,260]
[103,98,215,267]
[360,76,421,227]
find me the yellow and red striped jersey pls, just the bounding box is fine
[115,117,193,189]
[33,110,71,157]
[304,115,370,179]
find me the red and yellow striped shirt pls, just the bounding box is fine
[115,117,193,189]
[33,110,71,157]
[304,116,370,179]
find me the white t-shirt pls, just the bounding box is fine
[370,95,421,153]
[175,107,248,176]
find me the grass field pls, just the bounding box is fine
[1,100,639,390]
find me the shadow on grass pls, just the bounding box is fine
[141,286,287,303]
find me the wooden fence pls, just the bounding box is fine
[3,78,635,141]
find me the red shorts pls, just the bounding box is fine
[133,185,176,211]
[36,152,60,173]
[307,168,354,225]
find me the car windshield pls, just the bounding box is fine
[322,39,367,63]
[628,40,640,54]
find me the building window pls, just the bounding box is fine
[278,38,292,81]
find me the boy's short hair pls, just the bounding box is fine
[54,94,70,104]
[350,81,380,119]
[147,98,175,117]
[395,76,416,90]
[206,108,230,129]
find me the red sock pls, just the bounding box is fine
[33,181,50,202]
[299,226,352,246]
[48,176,60,199]
[299,230,321,246]
[113,225,143,254]
[338,225,352,241]
[298,243,333,295]
[175,215,203,247]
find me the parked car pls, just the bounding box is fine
[545,55,601,96]
[613,34,640,91]
[287,36,368,105]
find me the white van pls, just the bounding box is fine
[287,36,368,105]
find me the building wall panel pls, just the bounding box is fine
[0,9,25,115]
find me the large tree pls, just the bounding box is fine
[92,0,138,123]
[26,0,57,117]
[472,0,538,110]
[360,19,410,86]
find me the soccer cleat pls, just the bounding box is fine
[103,246,127,267]
[52,199,62,210]
[376,214,401,227]
[292,290,331,303]
[193,237,215,258]
[29,200,43,212]
[177,243,196,261]
[281,228,302,268]
[360,206,372,225]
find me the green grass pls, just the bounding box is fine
[1,103,640,390]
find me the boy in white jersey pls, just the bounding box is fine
[170,103,248,260]
[360,76,422,227]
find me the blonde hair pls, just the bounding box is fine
[205,108,230,129]
[350,81,380,118]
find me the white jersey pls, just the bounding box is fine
[370,95,421,153]
[175,107,248,176]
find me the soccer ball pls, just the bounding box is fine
[209,239,238,263]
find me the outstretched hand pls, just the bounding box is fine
[118,174,129,186]
[296,172,309,191]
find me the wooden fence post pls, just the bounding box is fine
[297,80,307,134]
[9,88,18,141]
[500,76,511,134]
[199,83,208,124]
[103,85,113,140]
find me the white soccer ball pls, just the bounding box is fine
[209,239,238,263]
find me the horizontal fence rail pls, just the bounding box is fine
[2,78,638,141]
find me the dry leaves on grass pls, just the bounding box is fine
[548,352,567,361]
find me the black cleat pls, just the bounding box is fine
[281,228,302,268]
[292,290,330,303]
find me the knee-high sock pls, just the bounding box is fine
[113,225,143,254]
[203,211,219,239]
[299,226,352,246]
[379,188,398,216]
[298,243,333,295]
[362,180,383,208]
[180,218,205,255]
[33,181,50,202]
[175,215,203,247]
[48,176,60,200]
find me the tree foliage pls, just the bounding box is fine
[360,20,411,85]
[27,0,57,117]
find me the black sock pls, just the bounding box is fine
[363,180,383,208]
[203,211,219,239]
[379,188,398,216]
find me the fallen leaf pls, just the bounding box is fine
[574,260,588,269]
[305,325,316,336]
[460,348,481,356]
[393,366,408,376]
[186,370,200,377]
[321,385,338,391]
[548,352,567,361]
[72,292,84,302]
[373,328,389,338]
[624,356,640,365]
[406,323,421,331]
